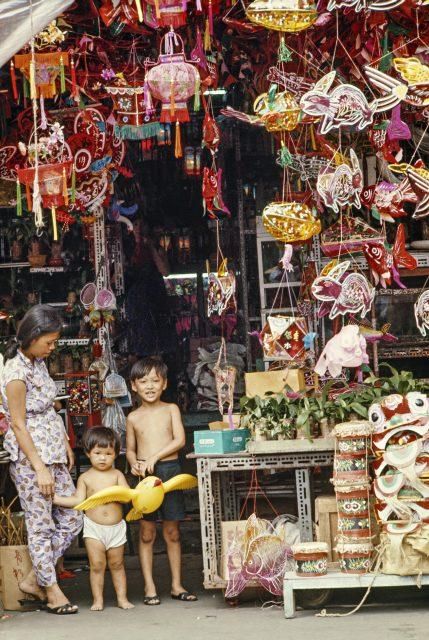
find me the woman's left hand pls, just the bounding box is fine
[66,445,75,472]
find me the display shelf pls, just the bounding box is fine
[283,569,429,619]
[0,261,30,269]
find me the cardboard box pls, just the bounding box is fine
[220,520,247,580]
[209,414,241,431]
[244,368,305,398]
[0,545,33,610]
[194,429,250,454]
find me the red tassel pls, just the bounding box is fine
[10,60,18,101]
[208,0,214,35]
[174,121,182,159]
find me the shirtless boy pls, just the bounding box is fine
[54,427,134,611]
[126,356,197,605]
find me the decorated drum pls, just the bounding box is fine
[335,485,370,517]
[292,542,329,577]
[336,541,373,574]
[333,453,368,480]
[337,513,370,538]
[333,420,372,453]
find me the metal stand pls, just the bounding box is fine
[283,569,429,619]
[191,450,334,589]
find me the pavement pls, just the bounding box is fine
[2,552,429,640]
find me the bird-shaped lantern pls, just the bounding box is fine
[74,474,198,521]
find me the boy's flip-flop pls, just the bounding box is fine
[46,603,78,615]
[143,595,161,606]
[171,592,198,602]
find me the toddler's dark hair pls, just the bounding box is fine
[83,427,120,456]
[130,356,168,382]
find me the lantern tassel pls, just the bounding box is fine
[29,60,37,99]
[10,61,18,101]
[16,179,22,217]
[208,0,214,35]
[154,0,161,19]
[175,121,183,159]
[204,19,211,50]
[62,167,69,206]
[193,75,200,112]
[25,183,32,211]
[71,56,77,97]
[135,0,144,21]
[40,94,48,129]
[170,80,176,118]
[60,56,66,93]
[310,125,316,151]
[51,206,58,241]
[71,164,76,204]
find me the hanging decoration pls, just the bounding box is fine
[245,0,318,33]
[362,223,417,288]
[262,201,321,243]
[415,291,429,337]
[389,161,429,219]
[321,216,385,257]
[366,59,429,109]
[207,259,237,319]
[327,0,405,11]
[316,150,363,213]
[314,325,369,379]
[260,315,308,361]
[213,337,237,425]
[106,85,161,140]
[300,71,406,136]
[13,52,70,100]
[253,86,301,132]
[311,261,375,320]
[360,178,418,224]
[146,28,200,124]
[202,165,230,217]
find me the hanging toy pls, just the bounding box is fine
[202,165,230,217]
[213,338,237,427]
[327,0,405,11]
[311,261,375,320]
[246,0,318,33]
[366,58,429,109]
[316,150,363,213]
[389,161,429,220]
[13,52,70,99]
[415,291,429,338]
[262,201,320,243]
[362,223,417,289]
[300,70,406,135]
[360,177,418,224]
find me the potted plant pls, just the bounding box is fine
[240,394,296,441]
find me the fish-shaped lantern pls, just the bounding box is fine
[389,161,429,220]
[366,58,429,109]
[327,0,405,11]
[362,223,417,289]
[415,291,429,338]
[202,166,230,218]
[317,149,363,213]
[348,317,397,344]
[360,178,418,224]
[300,71,406,135]
[311,260,375,320]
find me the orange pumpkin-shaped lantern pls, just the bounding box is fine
[146,28,200,124]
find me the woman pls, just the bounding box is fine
[0,305,82,615]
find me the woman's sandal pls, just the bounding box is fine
[46,603,78,615]
[171,592,198,602]
[143,595,161,606]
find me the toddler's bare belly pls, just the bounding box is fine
[84,502,123,525]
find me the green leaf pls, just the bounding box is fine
[350,402,369,418]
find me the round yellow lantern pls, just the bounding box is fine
[254,90,300,132]
[262,201,321,243]
[246,0,318,33]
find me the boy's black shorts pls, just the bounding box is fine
[143,459,186,522]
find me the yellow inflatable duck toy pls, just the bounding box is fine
[75,474,198,521]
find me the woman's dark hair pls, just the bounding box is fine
[4,304,62,362]
[130,355,168,382]
[83,427,120,456]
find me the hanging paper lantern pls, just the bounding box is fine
[246,0,318,33]
[260,315,308,361]
[146,29,200,124]
[106,85,161,140]
[262,201,321,243]
[146,0,187,28]
[13,52,69,99]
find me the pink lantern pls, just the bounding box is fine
[146,0,187,28]
[146,28,200,124]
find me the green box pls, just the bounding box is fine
[193,429,250,454]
